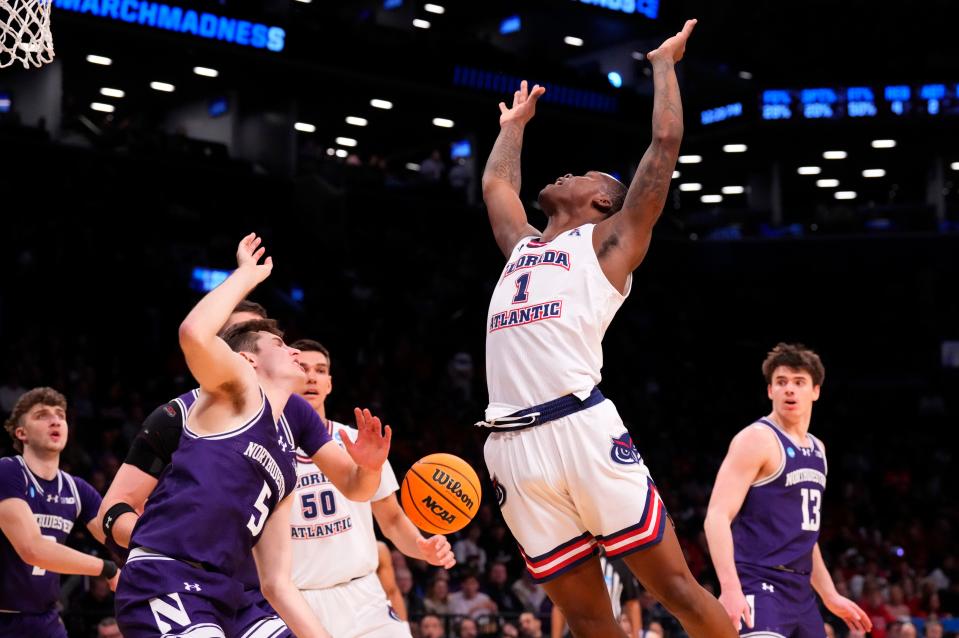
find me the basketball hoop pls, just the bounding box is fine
[1,0,54,69]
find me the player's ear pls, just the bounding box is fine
[767,384,774,400]
[593,194,613,214]
[238,351,257,368]
[811,385,821,401]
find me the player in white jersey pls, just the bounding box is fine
[479,20,737,638]
[289,339,455,638]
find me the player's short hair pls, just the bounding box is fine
[290,339,331,368]
[4,387,67,453]
[762,342,825,386]
[221,319,284,354]
[233,299,268,318]
[595,176,627,216]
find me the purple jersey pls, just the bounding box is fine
[0,456,101,613]
[130,389,298,578]
[731,418,827,574]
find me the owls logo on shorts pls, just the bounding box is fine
[610,433,642,465]
[492,475,507,507]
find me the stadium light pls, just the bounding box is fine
[862,169,886,178]
[672,170,680,179]
[424,4,445,14]
[834,191,857,200]
[100,88,124,98]
[335,136,358,147]
[371,99,393,110]
[823,150,847,159]
[678,155,702,164]
[193,66,219,78]
[564,36,584,46]
[294,122,316,133]
[150,81,175,92]
[722,186,745,195]
[345,116,368,127]
[678,183,702,192]
[871,139,897,149]
[432,117,454,128]
[798,166,822,175]
[86,54,112,65]
[90,102,115,113]
[723,144,747,153]
[701,194,723,203]
[816,179,839,188]
[413,18,430,28]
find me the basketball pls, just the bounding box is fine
[400,453,482,535]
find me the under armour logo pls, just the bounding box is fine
[46,494,58,502]
[801,448,812,456]
[183,583,202,592]
[761,583,775,592]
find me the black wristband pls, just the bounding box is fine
[102,502,137,542]
[100,559,118,580]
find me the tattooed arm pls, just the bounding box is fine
[594,19,697,293]
[482,80,544,257]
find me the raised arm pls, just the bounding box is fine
[482,80,544,257]
[594,19,696,291]
[178,233,271,400]
[703,424,777,630]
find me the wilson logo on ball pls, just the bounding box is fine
[430,469,476,509]
[400,453,482,535]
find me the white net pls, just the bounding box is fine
[1,0,54,69]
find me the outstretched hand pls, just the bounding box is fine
[416,535,456,569]
[498,80,546,127]
[647,19,697,64]
[825,594,873,634]
[235,233,273,284]
[341,408,392,472]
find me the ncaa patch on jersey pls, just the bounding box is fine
[787,447,796,458]
[610,433,642,465]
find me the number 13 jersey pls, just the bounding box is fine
[731,418,828,574]
[485,224,630,419]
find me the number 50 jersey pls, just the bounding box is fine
[290,420,399,590]
[731,418,828,574]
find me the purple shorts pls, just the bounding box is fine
[0,610,67,638]
[232,590,293,638]
[116,550,242,637]
[738,564,825,638]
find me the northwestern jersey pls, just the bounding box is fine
[0,456,101,613]
[291,419,399,589]
[485,224,630,418]
[130,389,298,578]
[731,419,828,574]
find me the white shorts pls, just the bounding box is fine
[300,572,411,638]
[484,399,667,583]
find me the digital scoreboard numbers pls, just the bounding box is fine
[760,83,959,121]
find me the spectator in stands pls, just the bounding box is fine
[900,621,917,638]
[449,573,497,619]
[923,619,943,638]
[859,584,897,638]
[485,562,523,615]
[424,577,451,615]
[501,622,519,638]
[512,571,548,614]
[453,525,487,574]
[458,617,478,638]
[421,613,446,638]
[398,568,426,618]
[420,150,445,182]
[518,612,543,638]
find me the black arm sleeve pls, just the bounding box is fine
[124,402,184,478]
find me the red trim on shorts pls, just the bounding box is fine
[595,480,667,558]
[519,532,599,582]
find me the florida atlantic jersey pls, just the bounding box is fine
[731,419,827,574]
[485,224,630,418]
[130,389,297,578]
[290,420,398,590]
[0,456,102,613]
